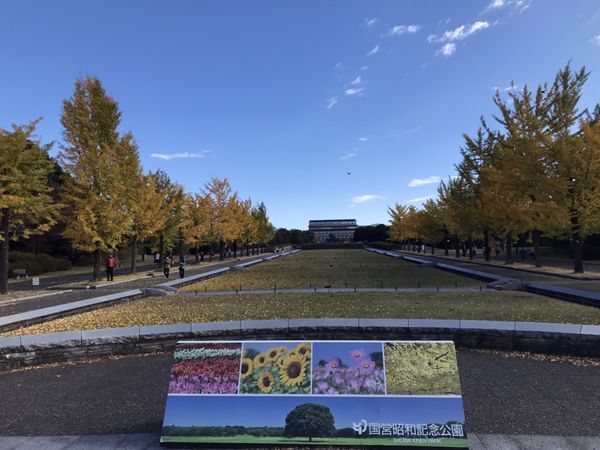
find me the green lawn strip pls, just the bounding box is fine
[4,291,599,337]
[160,435,468,447]
[183,249,481,290]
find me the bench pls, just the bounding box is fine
[13,269,27,279]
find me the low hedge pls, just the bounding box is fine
[8,252,72,276]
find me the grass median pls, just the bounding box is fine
[3,290,599,336]
[183,249,481,291]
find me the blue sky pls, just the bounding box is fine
[2,1,600,228]
[163,395,465,427]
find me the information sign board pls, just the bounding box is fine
[161,340,468,448]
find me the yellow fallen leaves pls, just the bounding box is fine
[2,290,599,337]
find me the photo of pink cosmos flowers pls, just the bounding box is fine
[168,342,242,394]
[312,342,385,395]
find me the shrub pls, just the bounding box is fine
[8,252,72,276]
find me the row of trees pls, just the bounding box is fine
[0,76,274,293]
[388,64,600,273]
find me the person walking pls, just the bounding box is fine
[163,254,173,279]
[106,254,117,281]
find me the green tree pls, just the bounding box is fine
[59,76,134,281]
[252,202,275,251]
[284,403,335,442]
[417,199,445,255]
[0,121,59,293]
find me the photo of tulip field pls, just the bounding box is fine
[168,342,242,394]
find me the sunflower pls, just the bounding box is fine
[295,343,311,358]
[253,353,268,369]
[258,371,275,393]
[266,347,281,362]
[240,358,253,379]
[279,354,309,387]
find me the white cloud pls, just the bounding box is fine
[387,24,421,36]
[484,0,532,14]
[437,43,456,57]
[364,17,379,27]
[334,62,345,71]
[352,194,386,204]
[358,136,368,142]
[408,196,433,204]
[348,76,364,86]
[326,96,338,109]
[492,83,522,93]
[150,151,210,160]
[408,176,441,187]
[360,66,369,71]
[590,35,600,45]
[345,87,365,96]
[339,153,358,160]
[430,21,491,44]
[366,44,380,56]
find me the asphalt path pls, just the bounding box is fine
[0,349,597,437]
[0,256,263,317]
[397,251,600,294]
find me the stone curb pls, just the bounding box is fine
[1,317,598,370]
[0,289,144,333]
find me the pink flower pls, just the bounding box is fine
[349,349,365,361]
[358,359,375,374]
[325,358,341,373]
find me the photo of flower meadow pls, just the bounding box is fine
[168,342,242,394]
[239,342,311,394]
[384,342,461,395]
[312,342,385,395]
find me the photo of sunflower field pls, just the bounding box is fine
[312,342,385,395]
[239,342,311,394]
[384,342,461,395]
[168,342,242,394]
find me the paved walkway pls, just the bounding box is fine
[1,433,598,449]
[391,250,600,294]
[0,255,268,317]
[0,350,597,438]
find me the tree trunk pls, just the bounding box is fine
[131,234,138,274]
[233,240,238,258]
[454,237,460,258]
[431,243,435,255]
[505,233,514,265]
[468,237,474,260]
[0,208,9,294]
[195,246,200,264]
[444,236,449,256]
[219,240,224,260]
[159,235,165,268]
[571,221,584,273]
[483,227,490,261]
[532,229,542,268]
[93,246,101,282]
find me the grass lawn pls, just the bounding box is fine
[5,290,599,336]
[160,435,468,447]
[182,249,481,291]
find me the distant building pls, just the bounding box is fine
[308,219,358,243]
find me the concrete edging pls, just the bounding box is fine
[1,317,598,370]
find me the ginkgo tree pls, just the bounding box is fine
[59,76,135,281]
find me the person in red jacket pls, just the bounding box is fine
[106,254,117,281]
